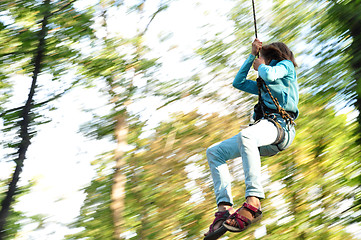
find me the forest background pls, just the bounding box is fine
[0,0,361,239]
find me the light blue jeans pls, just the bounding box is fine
[206,115,295,205]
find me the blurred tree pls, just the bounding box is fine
[67,110,249,239]
[0,0,94,238]
[0,1,53,237]
[124,112,247,239]
[65,153,115,239]
[0,183,22,239]
[324,0,361,224]
[309,0,361,143]
[74,0,170,238]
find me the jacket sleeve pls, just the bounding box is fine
[258,60,290,82]
[232,54,258,95]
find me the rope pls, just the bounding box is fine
[252,0,258,39]
[251,0,295,125]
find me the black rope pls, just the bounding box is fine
[251,0,258,39]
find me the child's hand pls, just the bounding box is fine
[253,57,265,71]
[251,38,262,56]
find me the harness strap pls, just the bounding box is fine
[256,77,295,125]
[250,116,286,151]
[266,116,285,146]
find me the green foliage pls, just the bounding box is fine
[259,96,360,239]
[71,100,361,239]
[70,110,248,239]
[0,0,96,152]
[65,160,115,240]
[0,0,95,76]
[0,0,97,237]
[0,180,37,240]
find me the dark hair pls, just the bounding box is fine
[260,42,297,67]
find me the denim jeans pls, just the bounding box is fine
[206,115,295,205]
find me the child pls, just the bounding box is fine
[204,39,299,240]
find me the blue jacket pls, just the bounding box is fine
[233,54,299,119]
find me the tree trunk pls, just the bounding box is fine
[98,2,166,238]
[111,115,128,239]
[0,0,50,237]
[97,6,129,238]
[0,164,22,239]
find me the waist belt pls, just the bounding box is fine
[264,107,296,120]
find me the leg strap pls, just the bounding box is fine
[249,115,286,151]
[265,115,285,149]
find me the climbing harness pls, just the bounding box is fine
[255,78,295,125]
[251,0,295,149]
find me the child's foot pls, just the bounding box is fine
[204,206,234,240]
[223,197,262,232]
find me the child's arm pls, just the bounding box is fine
[258,60,291,82]
[232,54,258,95]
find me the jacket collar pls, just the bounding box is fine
[270,59,278,66]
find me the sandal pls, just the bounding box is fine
[223,203,262,232]
[204,208,233,240]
